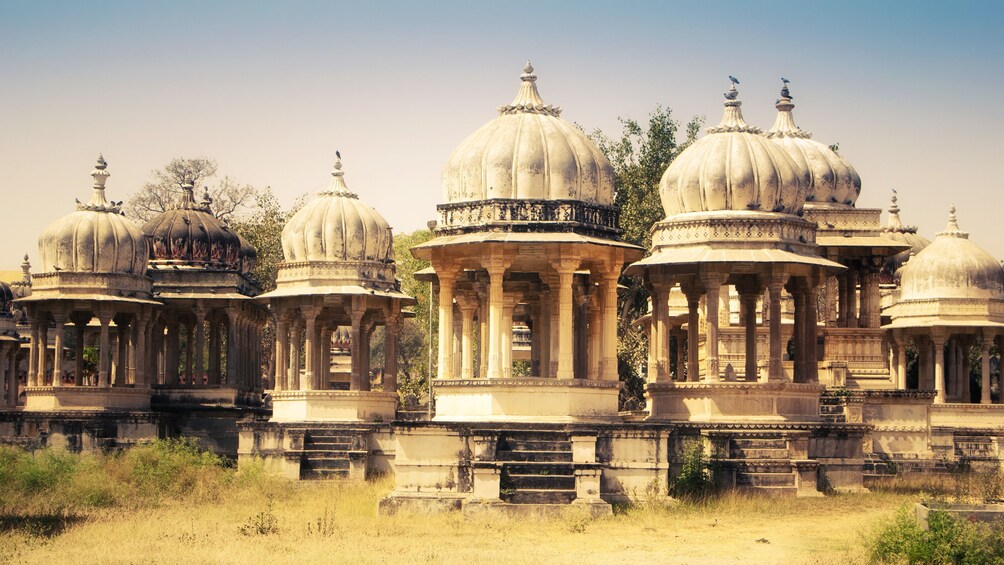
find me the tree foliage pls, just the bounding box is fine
[125,157,259,224]
[591,107,703,404]
[229,190,308,293]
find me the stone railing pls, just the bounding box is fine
[651,213,817,251]
[435,199,622,238]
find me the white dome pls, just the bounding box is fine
[765,84,861,207]
[899,207,1004,301]
[37,156,149,276]
[442,63,614,206]
[660,82,809,217]
[281,159,394,265]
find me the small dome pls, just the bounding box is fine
[881,192,931,278]
[899,206,1004,301]
[237,231,257,275]
[660,80,809,217]
[0,281,13,318]
[765,82,861,207]
[281,157,394,264]
[37,156,149,276]
[442,62,614,205]
[143,183,244,270]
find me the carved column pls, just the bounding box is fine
[319,326,333,390]
[73,317,87,386]
[349,300,366,390]
[27,322,38,387]
[896,333,908,390]
[768,274,789,382]
[288,316,302,391]
[437,269,457,380]
[193,308,206,386]
[537,289,550,377]
[553,258,579,380]
[932,332,946,404]
[501,294,517,378]
[274,314,288,391]
[600,270,619,381]
[299,306,317,391]
[52,316,65,387]
[649,280,670,382]
[981,332,992,405]
[701,274,722,382]
[684,284,701,382]
[457,295,478,379]
[739,289,760,382]
[208,314,221,385]
[359,319,374,392]
[486,258,507,379]
[97,313,113,387]
[587,294,602,381]
[37,321,48,386]
[385,308,401,393]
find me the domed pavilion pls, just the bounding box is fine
[885,206,1004,404]
[766,81,908,390]
[627,79,844,422]
[258,155,413,423]
[410,62,643,422]
[142,182,266,407]
[15,156,160,411]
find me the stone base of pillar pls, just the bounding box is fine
[150,385,260,407]
[644,382,824,423]
[432,378,622,422]
[270,390,397,422]
[22,386,152,411]
[470,463,502,501]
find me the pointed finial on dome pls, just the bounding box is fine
[708,77,760,134]
[83,154,113,210]
[937,204,969,239]
[765,78,810,139]
[21,254,31,283]
[887,190,903,228]
[499,61,560,117]
[322,150,357,198]
[179,179,199,209]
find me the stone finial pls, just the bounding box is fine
[323,150,357,198]
[498,61,560,117]
[21,254,31,283]
[887,191,902,227]
[92,154,109,188]
[937,204,969,239]
[82,154,115,210]
[708,76,760,134]
[765,78,810,139]
[179,179,199,209]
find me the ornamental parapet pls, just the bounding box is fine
[435,199,622,239]
[275,260,398,290]
[803,207,883,234]
[28,272,153,300]
[650,212,818,252]
[434,378,622,389]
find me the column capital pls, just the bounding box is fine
[455,292,480,312]
[550,256,581,274]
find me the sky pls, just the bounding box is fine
[1,0,1003,268]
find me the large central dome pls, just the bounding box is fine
[660,82,809,217]
[441,63,614,206]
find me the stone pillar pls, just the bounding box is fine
[791,283,806,383]
[300,307,318,391]
[537,290,550,378]
[824,276,838,328]
[896,334,908,390]
[740,291,759,382]
[587,294,602,381]
[359,321,373,392]
[650,281,670,382]
[684,286,701,382]
[116,320,129,386]
[225,309,239,386]
[385,310,400,393]
[166,315,181,385]
[486,259,506,379]
[288,317,302,391]
[805,283,820,384]
[701,274,721,382]
[131,315,145,386]
[478,288,489,378]
[554,259,578,380]
[548,275,561,378]
[768,275,788,382]
[600,270,619,381]
[209,315,221,385]
[981,333,992,405]
[349,300,366,390]
[960,340,971,403]
[437,270,457,380]
[37,322,48,386]
[457,296,477,379]
[501,294,517,378]
[319,326,332,390]
[97,313,112,387]
[74,319,86,386]
[52,317,65,387]
[6,345,16,405]
[274,315,288,391]
[193,309,206,386]
[933,333,946,404]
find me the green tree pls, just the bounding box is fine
[387,230,435,400]
[229,190,308,292]
[591,107,703,405]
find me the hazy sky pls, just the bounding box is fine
[2,0,1002,269]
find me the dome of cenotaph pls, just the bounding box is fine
[143,182,244,270]
[441,62,614,206]
[765,82,861,207]
[660,80,810,217]
[37,156,149,276]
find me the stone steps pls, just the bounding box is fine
[727,436,800,495]
[736,471,796,487]
[496,450,572,463]
[298,429,367,481]
[505,473,576,490]
[497,432,576,505]
[731,447,789,459]
[505,489,577,505]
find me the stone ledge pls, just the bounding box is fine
[435,378,621,390]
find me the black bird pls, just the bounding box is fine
[336,150,342,160]
[729,75,740,85]
[781,77,790,84]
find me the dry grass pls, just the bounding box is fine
[0,473,914,564]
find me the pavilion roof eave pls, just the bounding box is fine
[410,231,643,259]
[256,285,416,305]
[625,247,845,277]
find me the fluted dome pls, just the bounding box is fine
[237,232,257,275]
[765,82,861,207]
[660,81,809,217]
[37,156,149,276]
[442,62,614,205]
[882,193,931,278]
[899,207,1004,301]
[143,183,243,270]
[281,158,394,264]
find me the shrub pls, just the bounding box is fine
[670,439,717,500]
[870,506,1004,564]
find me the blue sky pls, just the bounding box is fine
[1,0,1002,265]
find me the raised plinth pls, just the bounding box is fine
[270,390,397,422]
[23,386,152,411]
[645,382,824,423]
[151,386,261,407]
[432,378,622,422]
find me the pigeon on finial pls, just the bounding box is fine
[524,61,534,74]
[336,150,341,160]
[729,75,740,85]
[95,154,107,169]
[781,77,790,84]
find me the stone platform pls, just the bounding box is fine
[645,382,825,423]
[23,386,152,411]
[269,390,397,422]
[432,378,622,423]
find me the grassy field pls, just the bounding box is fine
[0,443,922,564]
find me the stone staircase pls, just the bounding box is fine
[497,432,576,504]
[298,428,361,480]
[729,436,799,496]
